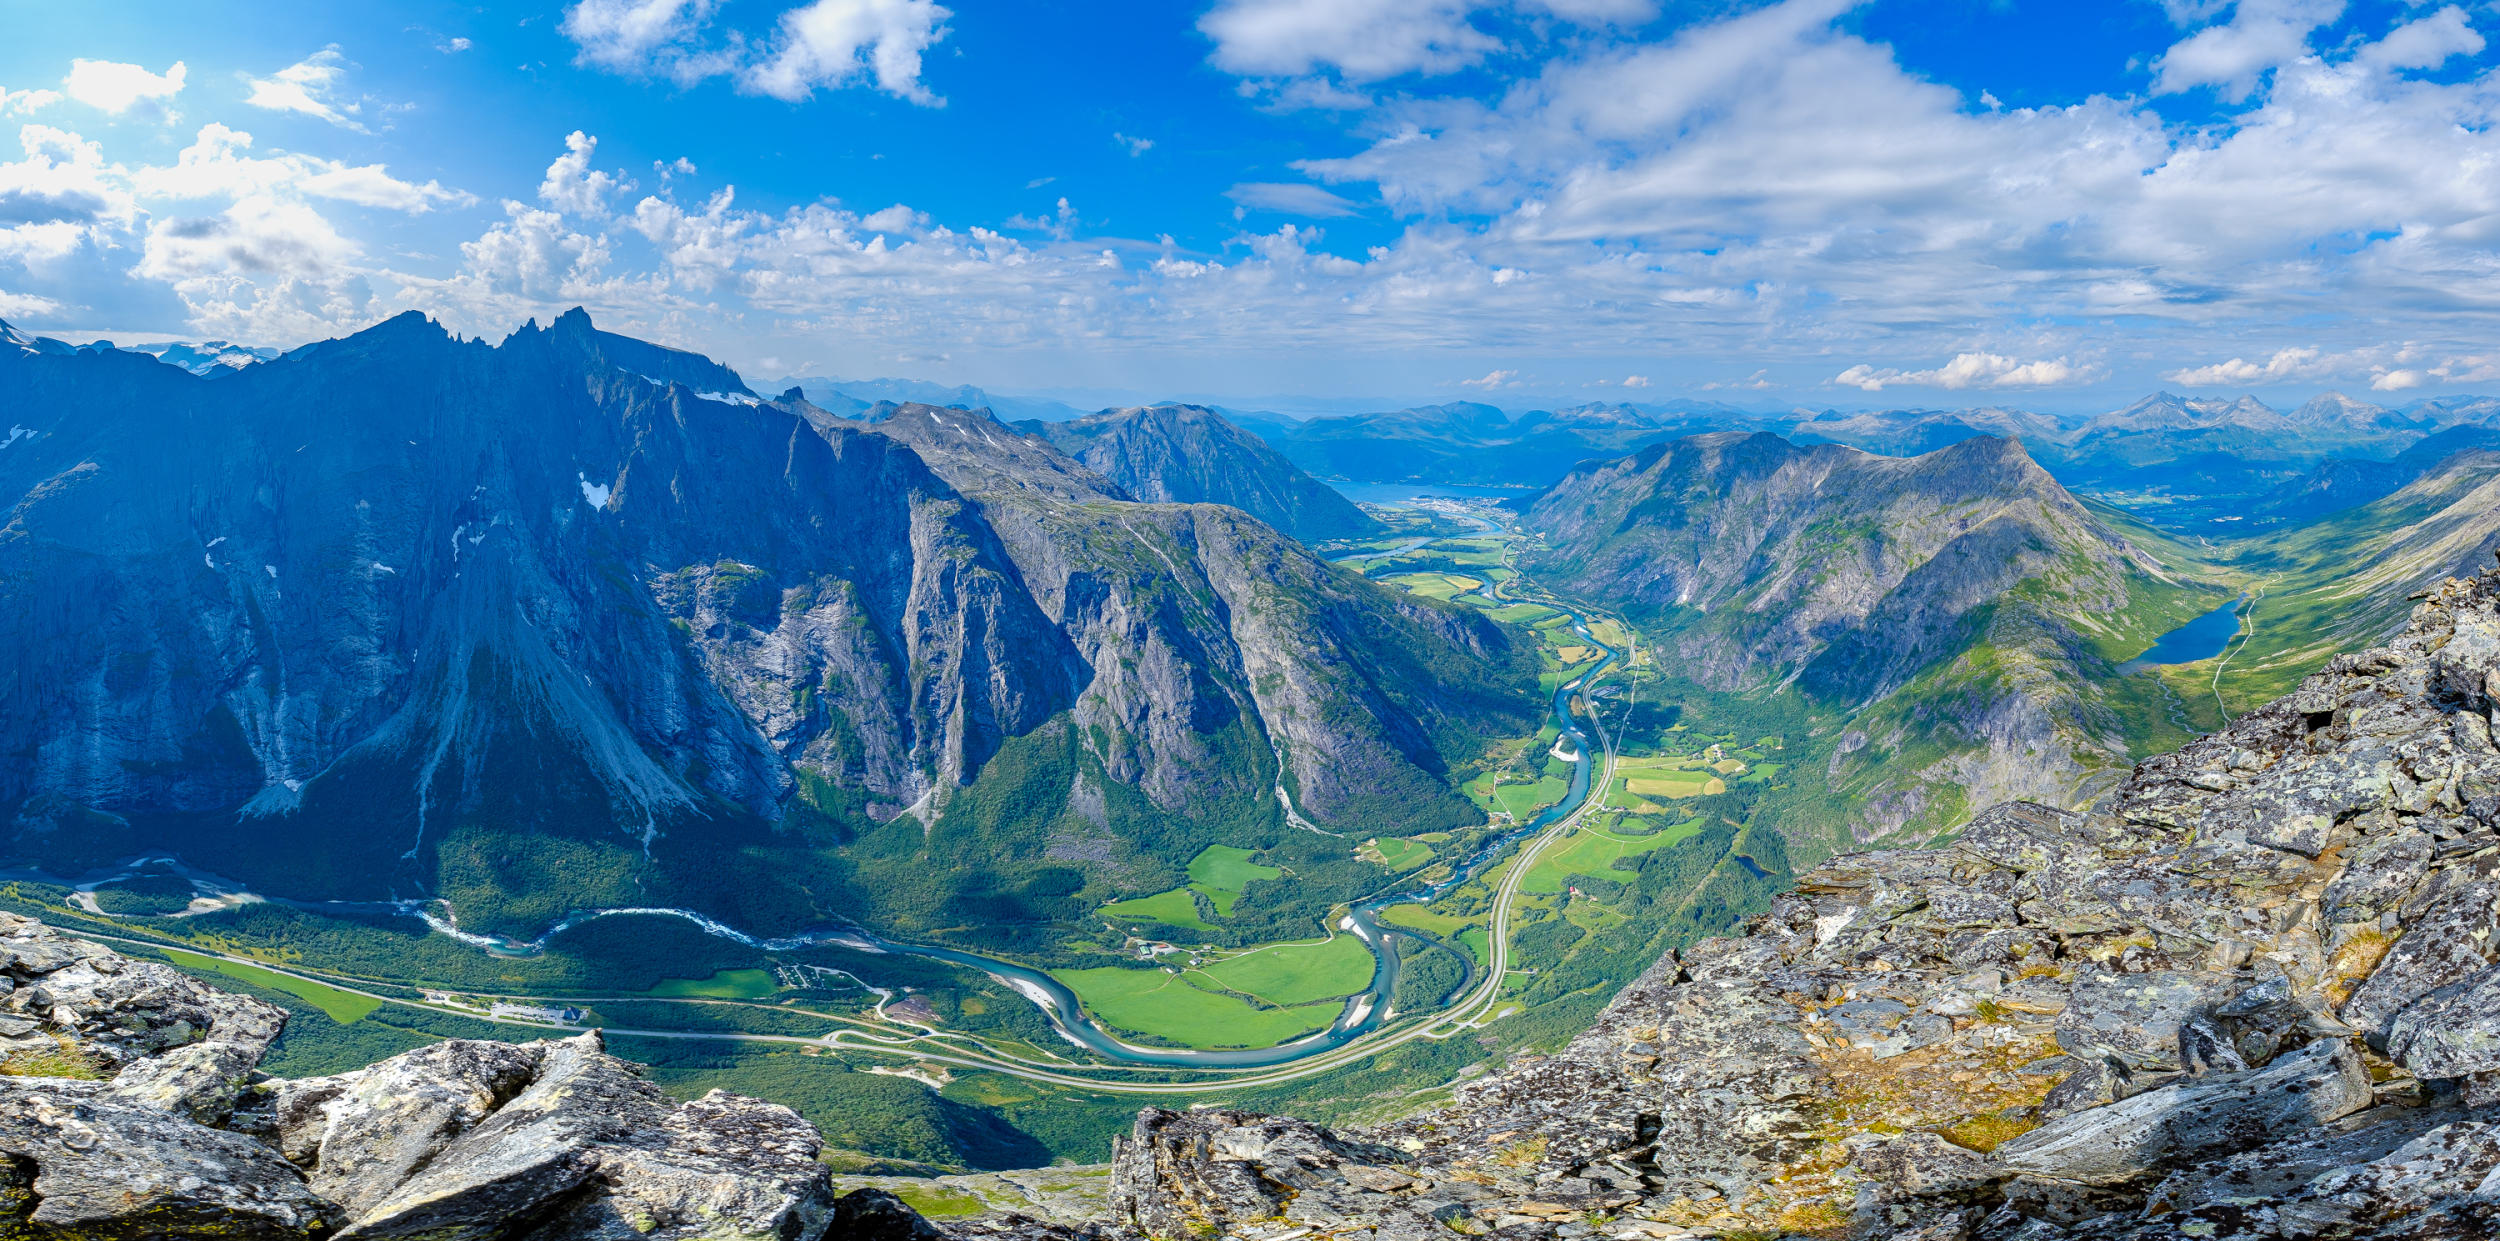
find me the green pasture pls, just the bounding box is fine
[163,949,381,1025]
[1193,932,1374,1006]
[1520,818,1702,894]
[1099,888,1213,932]
[1049,966,1338,1048]
[643,968,780,1000]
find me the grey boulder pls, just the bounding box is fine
[1995,1038,2374,1186]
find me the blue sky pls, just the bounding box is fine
[5,1,2500,410]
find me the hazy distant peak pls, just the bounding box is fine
[0,319,74,358]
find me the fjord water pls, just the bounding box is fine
[2131,594,2248,665]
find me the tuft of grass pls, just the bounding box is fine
[1,1036,108,1080]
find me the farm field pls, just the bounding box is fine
[1485,601,1561,626]
[1050,966,1339,1048]
[162,949,381,1024]
[1192,933,1375,1006]
[1377,903,1481,941]
[1361,836,1435,870]
[642,968,780,1000]
[1488,775,1568,820]
[1187,844,1281,916]
[1381,572,1485,601]
[1520,818,1704,894]
[1099,887,1212,932]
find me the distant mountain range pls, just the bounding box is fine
[1248,388,2500,498]
[0,311,1533,942]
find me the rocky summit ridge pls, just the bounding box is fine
[14,566,2500,1239]
[1090,566,2500,1240]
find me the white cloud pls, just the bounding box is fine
[2371,368,2426,391]
[2151,0,2341,101]
[562,0,951,105]
[744,0,952,104]
[245,48,365,131]
[1621,374,1650,388]
[0,287,61,318]
[539,131,631,216]
[439,37,474,54]
[0,124,134,230]
[561,0,722,73]
[2356,6,2484,73]
[0,88,62,117]
[1203,0,1501,80]
[1226,181,1361,217]
[134,123,471,212]
[1461,367,1520,387]
[2163,346,2323,386]
[1114,131,1153,156]
[1200,0,1659,82]
[63,60,187,118]
[1834,354,2094,392]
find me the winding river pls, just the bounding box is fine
[7,589,1616,1070]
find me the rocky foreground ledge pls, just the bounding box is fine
[1092,573,2500,1240]
[10,574,2500,1240]
[0,910,1008,1240]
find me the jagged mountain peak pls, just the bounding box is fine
[1035,403,1383,542]
[0,317,74,357]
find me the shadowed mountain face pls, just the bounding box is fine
[1523,432,2220,846]
[0,312,1534,935]
[1031,404,1383,543]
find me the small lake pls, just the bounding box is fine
[2130,595,2248,665]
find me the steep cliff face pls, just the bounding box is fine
[0,313,1533,933]
[1033,404,1383,544]
[865,403,1535,836]
[1089,566,2500,1241]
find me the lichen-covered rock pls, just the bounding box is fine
[260,1037,547,1214]
[515,1089,840,1241]
[0,909,286,1124]
[0,1080,338,1238]
[1993,1038,2374,1185]
[0,916,858,1241]
[1091,569,2500,1240]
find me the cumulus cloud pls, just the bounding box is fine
[134,123,471,212]
[1461,367,1521,387]
[245,48,365,130]
[1621,374,1651,388]
[562,0,952,104]
[2151,0,2341,101]
[1226,181,1361,217]
[0,287,61,318]
[62,59,186,118]
[2356,6,2483,73]
[2163,346,2324,386]
[539,131,631,216]
[745,0,952,104]
[0,124,133,230]
[1200,0,1657,82]
[1114,131,1153,156]
[1834,354,2094,392]
[0,88,62,117]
